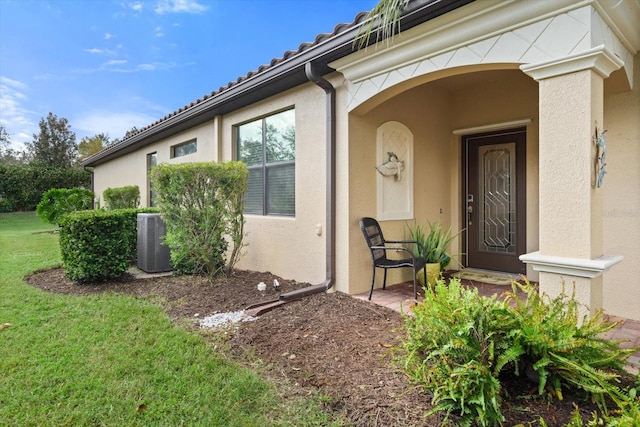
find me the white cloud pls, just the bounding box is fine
[34,73,65,81]
[74,110,160,140]
[74,60,177,74]
[129,2,143,12]
[0,77,28,91]
[155,26,164,37]
[0,76,36,149]
[109,61,177,73]
[84,48,117,56]
[104,59,128,66]
[104,32,115,40]
[154,0,207,15]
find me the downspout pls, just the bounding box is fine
[280,62,337,300]
[245,62,336,315]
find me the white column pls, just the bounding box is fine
[520,47,623,318]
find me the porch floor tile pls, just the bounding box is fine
[353,277,640,375]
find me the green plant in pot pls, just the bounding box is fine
[408,221,459,286]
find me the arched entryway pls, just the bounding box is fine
[345,67,539,291]
[335,0,634,319]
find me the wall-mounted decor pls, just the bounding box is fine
[593,123,607,188]
[376,121,413,221]
[376,152,405,181]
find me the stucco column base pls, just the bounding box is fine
[520,251,623,319]
[538,273,602,320]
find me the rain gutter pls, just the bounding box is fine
[244,62,336,316]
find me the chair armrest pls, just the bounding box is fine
[370,245,419,259]
[384,240,425,257]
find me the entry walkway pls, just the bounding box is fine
[353,276,640,375]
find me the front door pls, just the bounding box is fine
[462,129,526,274]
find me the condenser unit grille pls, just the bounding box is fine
[137,213,172,273]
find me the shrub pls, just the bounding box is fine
[59,208,158,283]
[562,397,640,426]
[0,163,90,211]
[103,185,140,210]
[407,221,460,269]
[36,187,94,225]
[0,197,14,213]
[399,278,639,426]
[150,161,248,277]
[504,281,637,413]
[401,278,520,426]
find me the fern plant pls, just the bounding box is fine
[503,281,637,413]
[401,278,522,426]
[398,278,639,426]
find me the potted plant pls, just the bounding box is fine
[408,221,460,286]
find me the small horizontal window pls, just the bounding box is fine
[171,140,197,158]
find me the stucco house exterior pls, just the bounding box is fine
[82,0,640,321]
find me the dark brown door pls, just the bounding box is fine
[462,129,526,274]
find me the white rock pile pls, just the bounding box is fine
[199,310,257,328]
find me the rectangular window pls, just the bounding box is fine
[147,152,157,207]
[171,139,197,158]
[236,109,295,216]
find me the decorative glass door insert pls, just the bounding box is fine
[478,143,516,255]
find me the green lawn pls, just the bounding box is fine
[0,212,339,426]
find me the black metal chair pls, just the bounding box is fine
[359,217,427,301]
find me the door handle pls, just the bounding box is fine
[467,205,473,225]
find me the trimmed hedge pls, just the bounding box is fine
[103,185,140,210]
[59,208,158,283]
[36,187,94,225]
[0,163,90,212]
[150,161,248,277]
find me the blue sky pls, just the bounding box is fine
[0,0,377,150]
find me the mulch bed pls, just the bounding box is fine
[25,267,619,426]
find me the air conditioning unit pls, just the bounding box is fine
[137,213,172,273]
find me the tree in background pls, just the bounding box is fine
[0,125,9,153]
[0,125,26,164]
[26,112,77,168]
[123,126,139,139]
[36,187,94,225]
[78,133,110,160]
[110,126,140,146]
[0,117,92,212]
